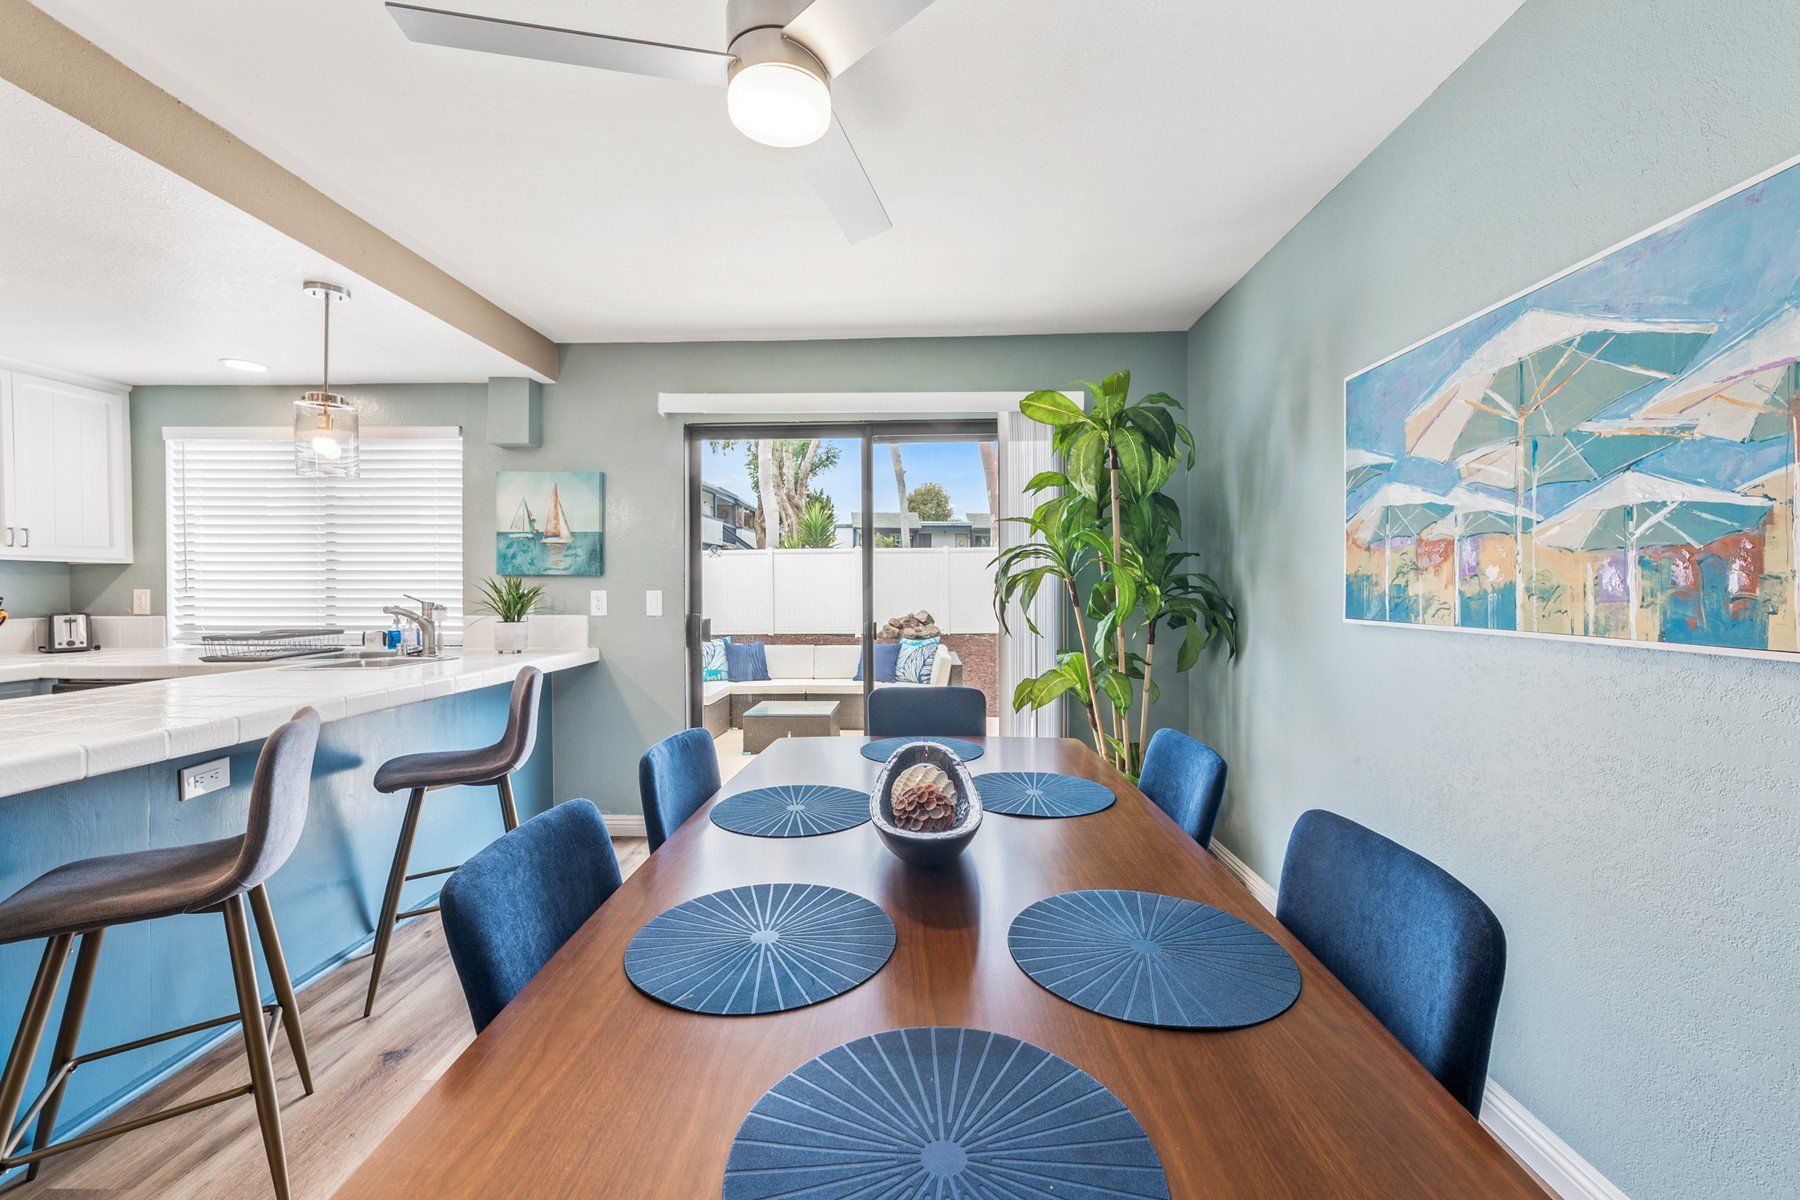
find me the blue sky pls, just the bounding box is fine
[702,438,994,519]
[1346,160,1800,518]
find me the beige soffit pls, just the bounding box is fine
[0,0,557,382]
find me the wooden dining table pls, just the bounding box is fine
[331,736,1550,1200]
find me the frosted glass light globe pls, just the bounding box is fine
[727,60,831,148]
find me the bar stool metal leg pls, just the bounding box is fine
[364,787,426,1018]
[0,934,71,1174]
[23,930,104,1180]
[496,774,520,832]
[224,894,290,1200]
[248,885,313,1096]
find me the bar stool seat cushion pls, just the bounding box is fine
[374,747,512,793]
[0,837,242,944]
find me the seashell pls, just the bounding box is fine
[893,763,951,796]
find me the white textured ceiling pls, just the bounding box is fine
[0,80,525,386]
[31,0,1523,345]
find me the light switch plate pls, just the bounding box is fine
[589,590,608,617]
[180,757,230,801]
[131,588,151,615]
[645,589,663,617]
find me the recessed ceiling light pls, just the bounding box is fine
[219,358,269,373]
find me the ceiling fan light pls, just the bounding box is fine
[727,60,831,148]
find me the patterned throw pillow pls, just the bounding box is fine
[895,636,939,684]
[702,637,730,682]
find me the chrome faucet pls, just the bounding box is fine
[383,595,446,657]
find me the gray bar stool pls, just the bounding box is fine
[0,708,321,1200]
[363,666,543,1018]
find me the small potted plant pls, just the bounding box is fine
[475,575,544,654]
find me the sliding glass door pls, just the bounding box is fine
[686,420,998,776]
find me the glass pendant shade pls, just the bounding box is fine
[294,392,359,478]
[295,280,357,477]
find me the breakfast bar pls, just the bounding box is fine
[0,638,596,1146]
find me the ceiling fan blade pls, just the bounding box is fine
[386,3,733,87]
[784,0,937,77]
[790,115,892,243]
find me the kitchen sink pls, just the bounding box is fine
[302,654,458,670]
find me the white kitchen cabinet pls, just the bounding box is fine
[0,370,133,563]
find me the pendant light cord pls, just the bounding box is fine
[321,287,331,395]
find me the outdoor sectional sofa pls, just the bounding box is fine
[701,642,963,737]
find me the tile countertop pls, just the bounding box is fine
[0,645,598,798]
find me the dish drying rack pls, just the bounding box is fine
[198,627,351,663]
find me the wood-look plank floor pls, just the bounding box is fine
[10,838,650,1200]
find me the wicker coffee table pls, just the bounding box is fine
[741,700,840,753]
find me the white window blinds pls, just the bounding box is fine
[166,430,463,641]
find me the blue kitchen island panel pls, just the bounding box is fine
[0,682,553,1160]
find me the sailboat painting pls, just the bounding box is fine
[1345,154,1800,659]
[496,471,604,575]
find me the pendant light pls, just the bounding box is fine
[294,280,358,477]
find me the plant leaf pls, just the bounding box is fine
[1021,390,1089,427]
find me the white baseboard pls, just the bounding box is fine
[1210,841,1629,1200]
[603,812,646,839]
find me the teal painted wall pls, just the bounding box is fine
[0,683,554,1169]
[1182,3,1799,1197]
[76,333,1189,815]
[0,562,70,617]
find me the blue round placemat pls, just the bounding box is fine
[975,770,1114,818]
[723,1026,1170,1200]
[710,784,870,837]
[859,736,985,762]
[1009,889,1300,1029]
[625,883,895,1016]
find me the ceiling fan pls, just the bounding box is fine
[386,0,940,243]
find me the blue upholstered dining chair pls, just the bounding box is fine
[867,684,985,738]
[638,727,722,850]
[1136,728,1227,848]
[1277,810,1506,1116]
[439,799,623,1033]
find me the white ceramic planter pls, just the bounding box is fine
[493,620,528,654]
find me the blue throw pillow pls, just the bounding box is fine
[701,637,730,682]
[853,641,902,683]
[895,637,939,684]
[725,640,770,682]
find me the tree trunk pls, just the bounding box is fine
[756,439,782,548]
[1064,579,1107,750]
[1136,628,1156,771]
[890,444,911,548]
[1106,450,1131,772]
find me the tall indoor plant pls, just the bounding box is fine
[993,372,1238,775]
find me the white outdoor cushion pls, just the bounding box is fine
[702,680,732,705]
[930,650,956,686]
[802,678,861,694]
[813,645,860,678]
[749,680,812,695]
[762,644,815,679]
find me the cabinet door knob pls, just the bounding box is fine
[19,527,27,548]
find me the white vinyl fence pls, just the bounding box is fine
[703,548,998,635]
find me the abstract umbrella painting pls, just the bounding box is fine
[1346,156,1800,656]
[496,471,604,576]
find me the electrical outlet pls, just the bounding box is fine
[645,589,663,617]
[179,757,230,801]
[132,588,151,615]
[589,589,608,617]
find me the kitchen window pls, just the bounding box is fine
[165,427,463,642]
